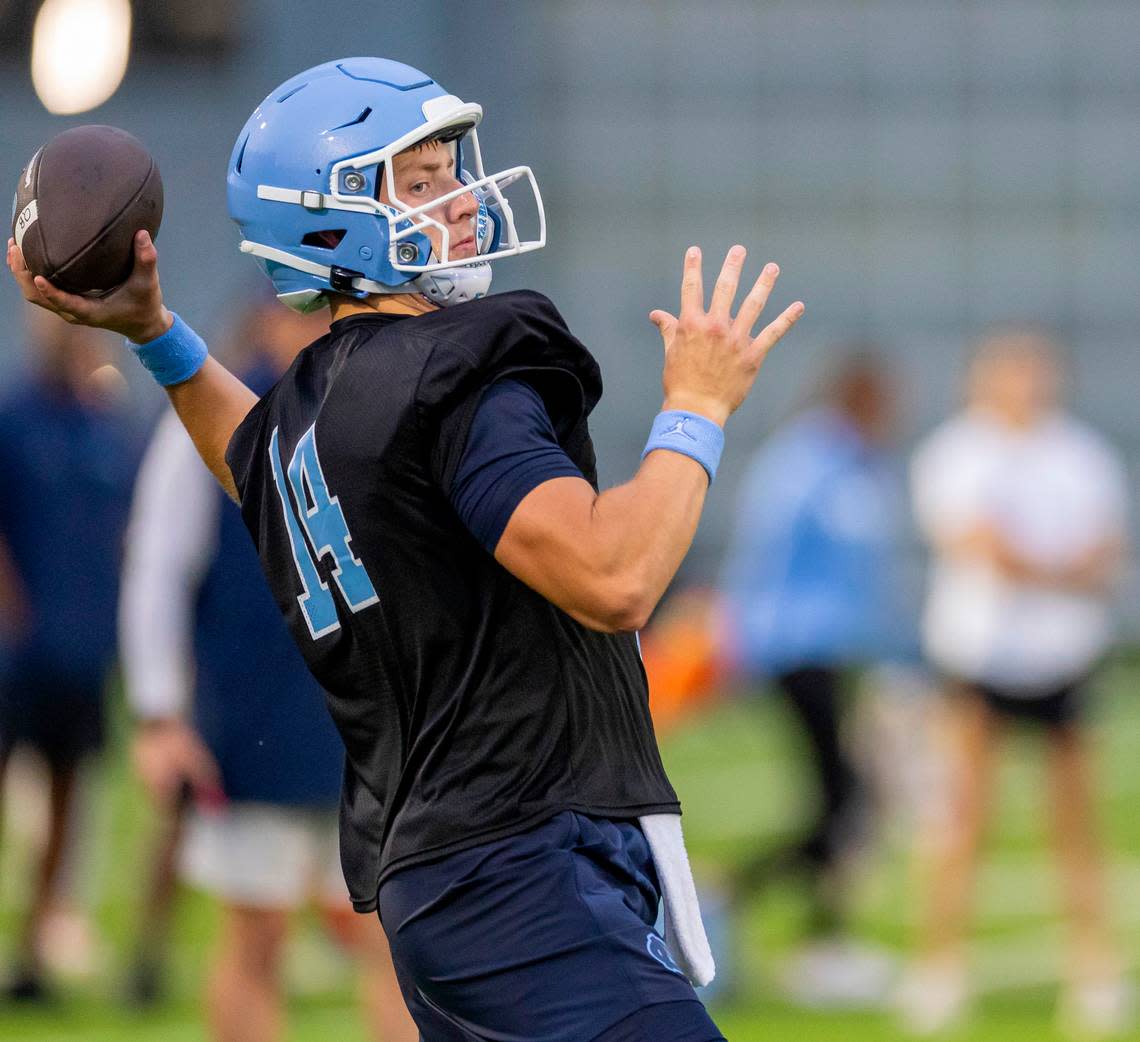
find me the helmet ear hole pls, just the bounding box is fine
[301,229,346,249]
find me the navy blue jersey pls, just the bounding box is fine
[449,377,584,553]
[226,290,679,911]
[0,380,138,688]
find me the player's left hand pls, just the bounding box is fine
[650,245,804,426]
[7,231,172,343]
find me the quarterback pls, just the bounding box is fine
[9,58,802,1041]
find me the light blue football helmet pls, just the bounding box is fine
[227,58,546,312]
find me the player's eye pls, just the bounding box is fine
[408,181,430,195]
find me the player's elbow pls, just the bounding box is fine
[580,573,656,633]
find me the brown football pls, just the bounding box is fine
[12,125,163,296]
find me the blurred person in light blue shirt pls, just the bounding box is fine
[721,353,909,678]
[719,352,911,1002]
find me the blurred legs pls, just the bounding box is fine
[733,668,862,933]
[1046,724,1132,1034]
[127,794,187,1005]
[923,688,1000,962]
[321,905,418,1042]
[1047,725,1111,977]
[901,687,1000,1032]
[12,762,79,987]
[207,904,288,1042]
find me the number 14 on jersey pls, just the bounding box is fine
[270,425,378,639]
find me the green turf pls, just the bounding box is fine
[3,659,1139,1040]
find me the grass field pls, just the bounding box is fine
[3,659,1140,1041]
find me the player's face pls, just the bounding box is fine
[382,140,479,262]
[971,335,1061,425]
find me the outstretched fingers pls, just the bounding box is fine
[748,301,805,366]
[679,245,704,317]
[708,245,746,319]
[734,262,780,336]
[649,308,678,342]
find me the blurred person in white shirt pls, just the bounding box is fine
[902,328,1131,1036]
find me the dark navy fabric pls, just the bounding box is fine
[0,674,104,766]
[594,1001,726,1042]
[192,362,344,806]
[448,378,584,554]
[378,811,712,1042]
[0,380,138,694]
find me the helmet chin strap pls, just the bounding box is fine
[414,260,492,307]
[414,198,497,307]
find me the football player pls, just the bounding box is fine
[8,58,803,1041]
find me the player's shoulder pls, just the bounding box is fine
[415,290,600,407]
[479,288,568,328]
[1047,412,1126,477]
[918,411,997,456]
[910,412,999,491]
[413,289,571,348]
[1048,411,1113,450]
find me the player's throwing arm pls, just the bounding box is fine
[495,244,803,632]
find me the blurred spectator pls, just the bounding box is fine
[903,328,1130,1035]
[119,296,416,1042]
[0,308,139,1000]
[718,352,909,1003]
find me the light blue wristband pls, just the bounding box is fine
[641,409,725,483]
[128,312,208,386]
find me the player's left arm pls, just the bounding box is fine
[495,247,802,632]
[495,454,710,633]
[7,232,256,501]
[1052,534,1126,593]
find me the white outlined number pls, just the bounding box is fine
[269,424,378,639]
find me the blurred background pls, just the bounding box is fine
[2,2,1139,1041]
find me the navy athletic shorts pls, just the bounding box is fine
[0,666,104,769]
[955,676,1088,729]
[378,811,726,1042]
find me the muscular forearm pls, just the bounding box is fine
[582,450,710,627]
[497,451,709,632]
[165,357,258,502]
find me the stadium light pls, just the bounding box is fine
[31,0,132,115]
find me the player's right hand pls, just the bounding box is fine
[132,718,224,809]
[650,245,804,426]
[6,230,173,344]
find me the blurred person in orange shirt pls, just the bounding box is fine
[0,310,139,1000]
[120,293,415,1042]
[903,328,1131,1036]
[718,352,911,1004]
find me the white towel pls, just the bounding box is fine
[638,812,716,987]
